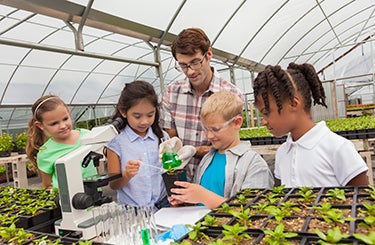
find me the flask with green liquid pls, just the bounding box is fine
[161,143,182,170]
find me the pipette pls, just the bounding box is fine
[139,161,165,172]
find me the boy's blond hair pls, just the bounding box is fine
[201,90,243,120]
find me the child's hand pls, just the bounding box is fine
[169,181,206,204]
[167,195,184,207]
[124,160,140,179]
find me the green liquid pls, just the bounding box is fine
[162,152,182,169]
[141,228,151,245]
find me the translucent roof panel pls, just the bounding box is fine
[0,0,374,132]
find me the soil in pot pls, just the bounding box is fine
[162,169,187,196]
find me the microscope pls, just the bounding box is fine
[54,118,124,240]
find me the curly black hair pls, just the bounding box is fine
[253,62,327,114]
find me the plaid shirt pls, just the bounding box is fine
[160,68,244,179]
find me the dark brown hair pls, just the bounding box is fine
[112,80,164,143]
[171,28,211,60]
[253,62,327,114]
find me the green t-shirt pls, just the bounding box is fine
[37,128,98,189]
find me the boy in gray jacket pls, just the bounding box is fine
[168,91,274,209]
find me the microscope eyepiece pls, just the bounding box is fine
[107,117,125,133]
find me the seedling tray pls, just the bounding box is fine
[176,185,375,244]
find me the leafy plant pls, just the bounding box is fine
[297,187,317,203]
[214,203,234,214]
[314,227,350,244]
[222,223,250,244]
[354,231,375,245]
[208,239,234,245]
[200,214,219,227]
[251,201,270,214]
[357,215,375,230]
[271,185,287,195]
[262,223,298,245]
[234,194,248,205]
[186,222,209,242]
[313,202,333,215]
[265,205,292,223]
[239,188,260,196]
[326,188,346,202]
[0,223,34,244]
[0,165,5,174]
[30,235,64,245]
[73,241,93,245]
[228,206,253,227]
[360,202,375,216]
[365,185,375,200]
[15,131,27,150]
[0,133,14,152]
[319,208,354,224]
[279,201,301,214]
[264,193,282,204]
[170,241,192,245]
[239,115,375,138]
[0,213,19,226]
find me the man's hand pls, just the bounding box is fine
[159,137,183,159]
[159,137,196,167]
[176,145,196,168]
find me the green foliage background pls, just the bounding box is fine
[239,115,375,139]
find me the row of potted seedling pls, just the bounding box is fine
[174,185,375,244]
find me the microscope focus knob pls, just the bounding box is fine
[72,192,94,209]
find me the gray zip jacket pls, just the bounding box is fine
[193,141,274,198]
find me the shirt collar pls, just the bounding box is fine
[124,125,157,142]
[283,121,327,153]
[209,141,252,156]
[181,67,222,94]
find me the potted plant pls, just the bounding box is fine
[0,133,14,157]
[161,150,187,196]
[15,131,27,154]
[162,167,187,196]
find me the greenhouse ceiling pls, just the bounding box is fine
[0,0,375,132]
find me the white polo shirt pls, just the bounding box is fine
[275,121,368,187]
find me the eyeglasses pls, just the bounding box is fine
[175,53,207,72]
[201,115,240,134]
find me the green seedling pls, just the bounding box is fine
[271,185,286,195]
[314,227,350,244]
[265,206,292,223]
[186,222,209,242]
[262,223,298,245]
[228,206,253,227]
[354,231,375,245]
[214,203,234,214]
[326,188,346,202]
[235,194,248,205]
[222,223,250,244]
[201,214,219,227]
[297,189,317,203]
[208,238,234,245]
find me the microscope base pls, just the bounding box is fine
[55,218,97,240]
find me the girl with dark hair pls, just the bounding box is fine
[253,63,369,187]
[106,80,169,209]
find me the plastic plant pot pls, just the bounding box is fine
[162,169,187,196]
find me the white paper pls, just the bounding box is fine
[154,206,211,229]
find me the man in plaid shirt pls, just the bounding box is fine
[160,28,244,180]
